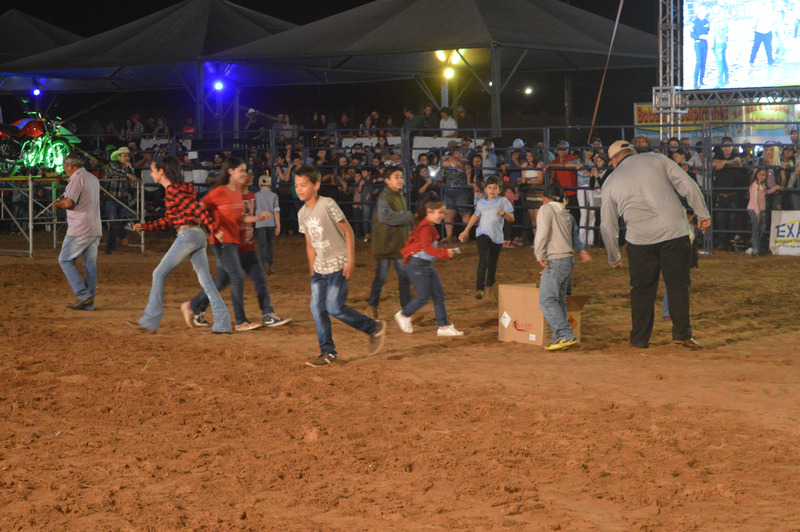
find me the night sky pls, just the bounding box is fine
[0,1,659,134]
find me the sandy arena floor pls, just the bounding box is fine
[1,231,799,530]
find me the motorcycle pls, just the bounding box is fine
[0,112,81,176]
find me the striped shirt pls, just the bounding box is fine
[141,182,219,234]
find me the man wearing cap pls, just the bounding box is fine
[53,154,102,310]
[402,107,423,140]
[456,105,476,137]
[244,108,269,142]
[600,140,711,349]
[103,146,138,254]
[711,136,746,250]
[255,174,280,274]
[545,140,581,222]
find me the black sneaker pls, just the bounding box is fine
[193,313,211,327]
[262,312,291,327]
[305,353,337,367]
[367,320,387,356]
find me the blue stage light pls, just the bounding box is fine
[213,81,224,91]
[32,88,41,96]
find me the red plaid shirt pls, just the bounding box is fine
[141,182,220,234]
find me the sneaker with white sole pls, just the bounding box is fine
[192,312,211,327]
[262,312,291,327]
[235,321,263,332]
[437,324,464,336]
[394,310,413,333]
[367,320,387,356]
[306,352,337,367]
[180,302,194,328]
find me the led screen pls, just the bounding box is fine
[682,0,799,90]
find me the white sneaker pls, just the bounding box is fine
[437,324,464,337]
[394,310,413,333]
[745,247,753,255]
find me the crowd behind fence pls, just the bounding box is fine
[3,122,800,256]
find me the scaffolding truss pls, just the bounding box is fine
[655,0,800,135]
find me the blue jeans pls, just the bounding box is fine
[255,226,276,268]
[367,258,412,308]
[539,257,576,344]
[191,243,247,324]
[694,39,707,87]
[310,269,378,355]
[59,235,100,303]
[138,227,231,333]
[713,42,728,85]
[748,209,764,254]
[103,197,132,252]
[402,257,449,327]
[194,249,273,316]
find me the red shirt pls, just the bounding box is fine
[141,182,220,234]
[552,155,578,196]
[401,218,451,263]
[201,185,243,245]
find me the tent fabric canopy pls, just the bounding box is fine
[214,0,657,75]
[0,0,296,88]
[0,9,82,65]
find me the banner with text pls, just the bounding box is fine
[769,210,800,256]
[634,103,798,143]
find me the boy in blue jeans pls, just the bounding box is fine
[295,166,387,367]
[534,183,590,351]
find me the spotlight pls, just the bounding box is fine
[435,50,447,62]
[32,87,41,96]
[444,67,455,79]
[524,87,533,95]
[213,81,224,91]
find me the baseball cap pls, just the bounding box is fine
[247,108,257,115]
[607,140,633,159]
[721,136,733,143]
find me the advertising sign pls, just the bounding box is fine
[769,210,800,256]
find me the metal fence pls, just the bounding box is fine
[5,120,798,256]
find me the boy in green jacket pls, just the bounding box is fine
[366,167,414,318]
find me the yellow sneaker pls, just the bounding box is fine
[545,338,579,351]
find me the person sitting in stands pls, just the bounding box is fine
[436,107,458,138]
[152,117,170,140]
[420,103,437,133]
[181,118,196,139]
[338,113,355,139]
[131,114,145,140]
[456,105,476,137]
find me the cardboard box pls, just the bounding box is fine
[498,284,589,346]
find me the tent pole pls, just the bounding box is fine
[234,85,241,139]
[490,45,502,137]
[196,62,205,139]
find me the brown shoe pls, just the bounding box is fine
[125,320,152,333]
[366,305,378,319]
[675,338,701,349]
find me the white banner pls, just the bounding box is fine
[769,210,800,256]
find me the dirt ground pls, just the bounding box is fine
[1,230,800,531]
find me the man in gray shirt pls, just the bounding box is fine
[53,153,102,310]
[600,140,711,349]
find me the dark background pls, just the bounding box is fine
[0,1,659,137]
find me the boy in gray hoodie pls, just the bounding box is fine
[534,183,589,351]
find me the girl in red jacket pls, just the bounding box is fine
[394,194,465,337]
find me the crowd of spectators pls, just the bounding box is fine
[3,105,799,257]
